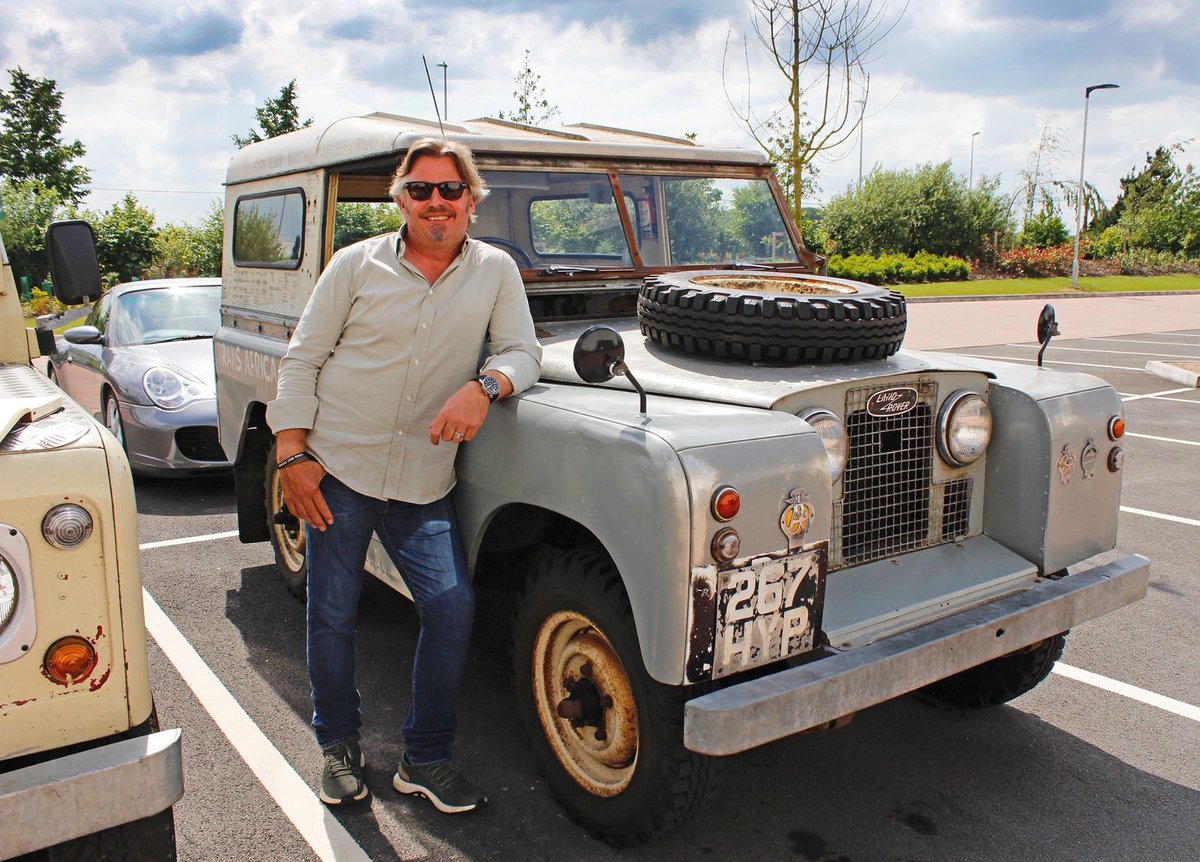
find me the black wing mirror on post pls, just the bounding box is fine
[573,325,648,415]
[1037,303,1059,367]
[45,220,102,306]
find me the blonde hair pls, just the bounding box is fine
[388,137,489,204]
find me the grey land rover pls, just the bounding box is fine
[213,114,1148,845]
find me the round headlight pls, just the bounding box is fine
[0,555,18,634]
[938,390,992,467]
[43,504,93,549]
[143,365,211,409]
[798,409,848,483]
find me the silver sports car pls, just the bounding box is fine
[48,278,231,476]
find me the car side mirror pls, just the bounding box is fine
[1036,304,1059,367]
[573,325,647,415]
[63,325,104,345]
[45,220,102,306]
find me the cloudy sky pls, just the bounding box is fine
[1,0,1196,227]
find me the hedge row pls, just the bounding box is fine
[826,251,971,285]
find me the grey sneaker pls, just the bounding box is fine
[319,740,368,805]
[392,755,486,813]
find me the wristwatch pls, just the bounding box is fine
[475,374,500,403]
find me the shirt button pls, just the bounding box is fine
[406,396,413,401]
[414,359,420,366]
[421,323,428,329]
[396,430,404,436]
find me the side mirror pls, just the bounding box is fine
[573,325,626,384]
[45,220,102,306]
[572,325,648,415]
[1036,304,1059,367]
[63,325,103,345]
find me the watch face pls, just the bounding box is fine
[479,375,500,400]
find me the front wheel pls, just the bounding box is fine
[918,633,1067,710]
[513,550,718,846]
[265,442,307,599]
[103,391,127,451]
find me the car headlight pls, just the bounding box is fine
[143,365,211,409]
[798,408,849,483]
[0,554,18,634]
[937,390,992,466]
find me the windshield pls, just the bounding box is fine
[475,169,798,270]
[111,285,222,346]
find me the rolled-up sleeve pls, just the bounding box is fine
[480,257,542,394]
[266,252,354,433]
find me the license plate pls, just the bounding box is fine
[712,543,827,679]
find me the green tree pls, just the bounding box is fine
[663,178,725,262]
[0,177,66,286]
[822,162,1010,257]
[1019,203,1069,249]
[729,181,783,257]
[232,79,313,148]
[333,202,403,252]
[0,67,91,204]
[497,50,560,126]
[87,194,158,284]
[725,1,902,221]
[149,203,223,278]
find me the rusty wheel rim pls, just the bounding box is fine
[269,467,305,573]
[531,609,638,797]
[691,274,858,296]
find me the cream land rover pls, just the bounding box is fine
[0,223,182,860]
[214,114,1148,845]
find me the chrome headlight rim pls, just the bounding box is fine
[798,408,849,483]
[937,389,992,467]
[42,503,94,549]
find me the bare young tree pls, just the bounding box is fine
[497,50,560,127]
[725,0,903,222]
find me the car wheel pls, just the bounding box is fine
[265,442,307,600]
[103,392,127,451]
[47,363,59,386]
[638,270,907,364]
[917,632,1067,710]
[513,550,719,845]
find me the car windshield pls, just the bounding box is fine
[111,285,222,346]
[474,170,799,271]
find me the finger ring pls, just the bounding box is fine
[453,431,465,439]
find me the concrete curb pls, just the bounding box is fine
[906,289,1200,304]
[1145,361,1200,387]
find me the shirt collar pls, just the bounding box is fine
[394,225,473,262]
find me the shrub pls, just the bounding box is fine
[995,244,1075,277]
[827,251,969,285]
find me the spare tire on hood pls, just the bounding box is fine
[637,270,907,365]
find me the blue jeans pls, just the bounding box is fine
[305,474,474,764]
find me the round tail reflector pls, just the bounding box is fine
[712,528,741,564]
[44,636,98,686]
[1108,416,1125,440]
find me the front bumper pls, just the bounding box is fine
[122,398,231,475]
[0,729,183,857]
[684,554,1149,755]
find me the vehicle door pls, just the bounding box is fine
[60,292,111,417]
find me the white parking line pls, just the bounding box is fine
[1119,387,1196,401]
[942,352,1144,371]
[1089,337,1200,347]
[140,530,240,550]
[1120,506,1200,527]
[1125,431,1200,446]
[141,590,376,862]
[1053,663,1200,724]
[1013,343,1200,360]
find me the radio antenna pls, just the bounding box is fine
[422,55,446,137]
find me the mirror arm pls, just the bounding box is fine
[612,361,647,415]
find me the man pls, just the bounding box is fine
[266,137,542,813]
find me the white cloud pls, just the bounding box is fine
[0,0,1195,226]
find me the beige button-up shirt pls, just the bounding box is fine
[266,231,542,503]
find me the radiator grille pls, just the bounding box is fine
[830,381,972,569]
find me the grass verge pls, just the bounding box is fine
[894,273,1200,297]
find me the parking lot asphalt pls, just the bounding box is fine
[132,297,1200,862]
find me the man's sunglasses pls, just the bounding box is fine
[403,181,468,201]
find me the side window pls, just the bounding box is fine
[86,293,112,333]
[233,190,306,268]
[529,193,635,260]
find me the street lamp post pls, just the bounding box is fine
[1071,83,1118,290]
[969,130,980,190]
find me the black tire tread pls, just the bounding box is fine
[513,550,720,846]
[917,633,1067,710]
[265,441,307,600]
[638,273,907,365]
